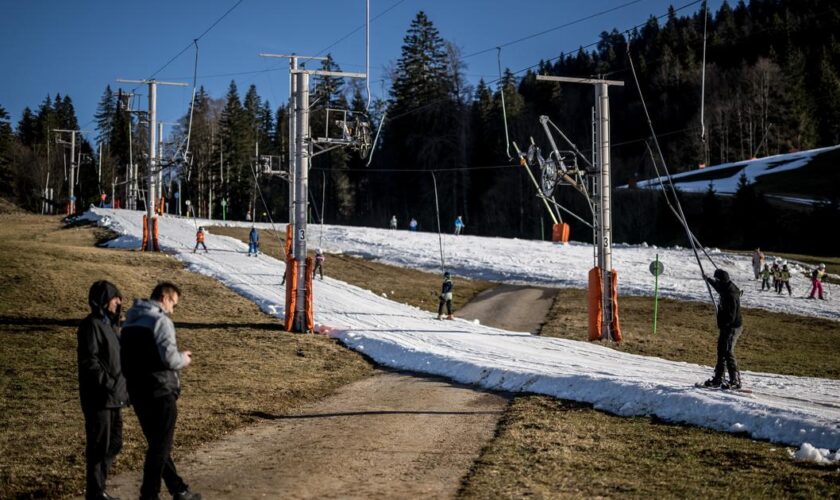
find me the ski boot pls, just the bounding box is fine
[446,314,453,320]
[703,378,723,388]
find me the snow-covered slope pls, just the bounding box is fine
[207,219,838,322]
[627,144,840,201]
[86,208,840,453]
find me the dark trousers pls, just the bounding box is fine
[313,262,323,279]
[83,407,123,499]
[761,277,770,291]
[779,281,791,295]
[193,242,207,252]
[714,326,743,384]
[438,299,452,316]
[133,395,188,499]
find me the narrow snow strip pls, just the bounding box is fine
[86,209,840,451]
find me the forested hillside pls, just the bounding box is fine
[1,0,838,253]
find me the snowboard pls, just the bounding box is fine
[694,383,753,395]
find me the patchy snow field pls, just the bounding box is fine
[86,208,840,457]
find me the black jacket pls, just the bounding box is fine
[707,271,743,329]
[77,281,128,410]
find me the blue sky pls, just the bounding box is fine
[1,0,720,140]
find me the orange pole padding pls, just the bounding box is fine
[552,223,570,243]
[588,267,603,341]
[152,217,160,252]
[304,255,315,332]
[158,197,165,215]
[610,269,622,343]
[284,224,294,258]
[141,215,149,251]
[284,257,299,331]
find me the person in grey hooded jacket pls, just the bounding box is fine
[77,280,128,500]
[121,282,200,500]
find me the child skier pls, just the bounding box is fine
[409,218,418,232]
[313,248,325,280]
[193,227,208,253]
[703,269,744,389]
[760,264,771,291]
[389,215,397,230]
[809,263,827,300]
[779,263,792,296]
[248,226,260,257]
[454,216,465,236]
[771,260,782,293]
[437,271,454,320]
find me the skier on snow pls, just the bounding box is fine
[313,248,325,280]
[751,248,765,280]
[247,226,260,257]
[389,215,397,230]
[409,218,418,232]
[779,263,792,296]
[437,271,454,320]
[808,263,827,300]
[193,227,208,253]
[703,269,744,390]
[760,263,771,291]
[454,216,465,236]
[771,260,782,293]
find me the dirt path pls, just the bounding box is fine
[457,285,558,334]
[101,285,554,499]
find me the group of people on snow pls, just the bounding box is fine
[388,215,466,235]
[752,248,829,300]
[77,280,201,500]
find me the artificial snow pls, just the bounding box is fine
[789,443,839,465]
[85,208,840,453]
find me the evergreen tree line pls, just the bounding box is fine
[0,1,838,255]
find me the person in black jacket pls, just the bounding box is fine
[121,282,201,500]
[703,269,744,389]
[77,280,128,500]
[437,271,454,320]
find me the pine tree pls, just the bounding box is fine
[94,85,116,144]
[0,105,15,196]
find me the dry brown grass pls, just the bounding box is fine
[208,226,495,314]
[460,287,840,498]
[0,214,373,499]
[541,289,840,379]
[460,396,840,499]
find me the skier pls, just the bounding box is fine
[779,263,792,296]
[771,260,782,293]
[247,226,259,257]
[703,269,744,389]
[409,218,418,232]
[808,263,827,300]
[437,271,454,320]
[751,248,765,280]
[193,227,208,253]
[760,263,771,291]
[313,248,325,280]
[389,215,397,230]
[454,216,465,236]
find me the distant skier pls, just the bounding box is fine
[771,260,782,293]
[808,263,827,300]
[437,271,454,320]
[703,269,743,389]
[389,215,398,230]
[751,248,765,280]
[760,264,771,291]
[248,226,259,257]
[779,263,792,296]
[193,227,208,253]
[313,248,325,280]
[454,216,465,236]
[409,218,418,232]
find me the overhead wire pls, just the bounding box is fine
[627,44,718,311]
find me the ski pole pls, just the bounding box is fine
[653,253,660,335]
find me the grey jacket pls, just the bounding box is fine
[120,299,187,400]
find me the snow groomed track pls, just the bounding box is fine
[87,208,840,453]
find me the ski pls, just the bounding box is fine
[694,383,753,395]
